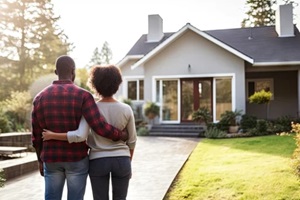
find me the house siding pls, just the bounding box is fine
[142,30,246,113]
[246,70,298,119]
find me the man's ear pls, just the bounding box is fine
[54,69,57,75]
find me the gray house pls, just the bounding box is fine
[116,4,300,124]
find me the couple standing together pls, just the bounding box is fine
[31,55,137,200]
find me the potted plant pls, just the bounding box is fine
[192,107,212,125]
[143,101,160,120]
[249,89,272,119]
[220,109,242,133]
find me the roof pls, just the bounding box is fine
[205,25,300,65]
[122,24,300,68]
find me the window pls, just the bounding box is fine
[127,80,144,101]
[247,79,274,99]
[215,78,232,120]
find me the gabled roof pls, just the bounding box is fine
[205,25,300,66]
[121,23,300,69]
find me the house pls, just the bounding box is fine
[116,4,300,125]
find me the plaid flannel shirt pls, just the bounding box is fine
[31,80,121,162]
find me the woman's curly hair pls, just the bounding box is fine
[88,65,122,97]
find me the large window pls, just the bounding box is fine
[216,78,232,120]
[127,80,144,101]
[247,79,274,99]
[156,79,179,122]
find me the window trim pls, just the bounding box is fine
[124,78,144,101]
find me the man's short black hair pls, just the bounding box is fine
[55,55,75,76]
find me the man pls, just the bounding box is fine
[31,55,126,200]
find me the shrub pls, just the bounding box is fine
[137,127,149,136]
[249,119,268,136]
[269,115,294,134]
[2,91,32,131]
[143,102,159,119]
[0,115,12,133]
[248,89,272,104]
[204,127,227,139]
[192,107,212,125]
[240,114,257,133]
[291,122,300,178]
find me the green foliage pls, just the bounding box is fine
[0,0,71,95]
[241,0,276,27]
[220,109,242,126]
[1,91,32,131]
[88,41,112,67]
[121,98,132,107]
[0,169,5,187]
[143,102,160,119]
[0,115,12,133]
[249,119,269,136]
[137,127,149,136]
[204,127,227,139]
[240,114,257,132]
[269,115,295,134]
[192,107,212,125]
[291,122,300,178]
[248,89,272,104]
[76,68,90,91]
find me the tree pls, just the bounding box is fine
[0,0,71,97]
[88,47,102,67]
[241,0,277,27]
[100,41,112,65]
[88,41,113,68]
[241,0,297,27]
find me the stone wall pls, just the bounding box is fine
[0,132,31,147]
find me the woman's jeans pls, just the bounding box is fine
[89,156,131,200]
[43,156,89,200]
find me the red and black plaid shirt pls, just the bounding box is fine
[31,80,121,163]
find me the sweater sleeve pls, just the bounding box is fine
[82,93,122,141]
[67,117,89,143]
[126,107,137,150]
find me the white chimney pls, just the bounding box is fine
[276,4,294,37]
[147,14,164,42]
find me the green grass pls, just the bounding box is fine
[164,135,300,200]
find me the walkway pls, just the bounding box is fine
[0,136,200,200]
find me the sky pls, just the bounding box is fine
[52,0,300,68]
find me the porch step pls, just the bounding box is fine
[149,124,205,137]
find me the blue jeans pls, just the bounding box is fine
[89,156,131,200]
[43,156,89,200]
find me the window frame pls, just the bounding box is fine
[125,79,144,101]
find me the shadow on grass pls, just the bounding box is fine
[202,134,296,158]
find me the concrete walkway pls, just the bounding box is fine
[0,136,200,200]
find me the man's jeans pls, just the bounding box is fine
[89,156,131,200]
[44,156,89,200]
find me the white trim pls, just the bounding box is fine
[131,23,254,69]
[122,76,145,100]
[253,61,300,66]
[153,73,235,79]
[116,55,144,68]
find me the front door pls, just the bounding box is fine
[181,78,212,122]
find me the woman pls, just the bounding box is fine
[43,65,137,200]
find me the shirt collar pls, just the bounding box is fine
[52,80,74,84]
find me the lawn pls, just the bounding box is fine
[164,135,300,200]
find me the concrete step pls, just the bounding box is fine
[149,124,205,137]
